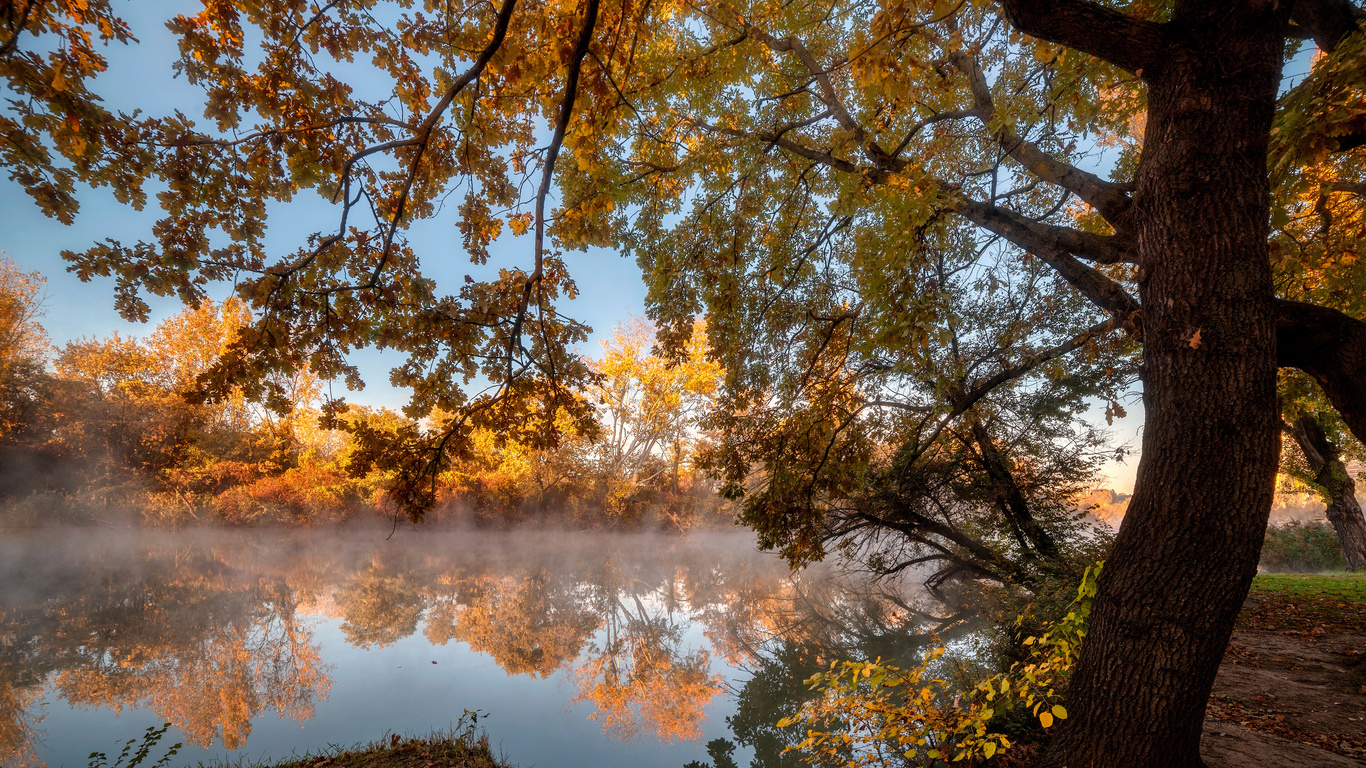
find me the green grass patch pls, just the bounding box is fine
[1251,571,1366,602]
[1241,572,1366,634]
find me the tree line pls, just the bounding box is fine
[0,258,730,529]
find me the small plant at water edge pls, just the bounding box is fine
[87,722,182,768]
[778,564,1102,766]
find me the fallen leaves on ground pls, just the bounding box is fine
[1207,696,1366,760]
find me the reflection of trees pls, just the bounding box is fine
[678,559,976,768]
[0,542,330,757]
[726,643,827,768]
[0,532,975,764]
[334,562,424,648]
[425,571,597,678]
[572,594,724,743]
[0,678,42,768]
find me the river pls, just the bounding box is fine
[0,527,966,767]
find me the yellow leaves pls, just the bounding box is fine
[50,62,70,93]
[784,563,1102,768]
[507,212,534,237]
[67,131,88,157]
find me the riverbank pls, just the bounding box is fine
[202,733,508,768]
[1203,572,1366,767]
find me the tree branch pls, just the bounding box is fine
[999,0,1170,76]
[1277,298,1366,445]
[1334,131,1366,153]
[955,314,1126,414]
[692,119,862,173]
[953,197,1140,315]
[952,51,1134,224]
[691,117,1140,317]
[744,24,866,143]
[309,0,520,297]
[505,0,601,384]
[1290,0,1363,53]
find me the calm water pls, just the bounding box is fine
[0,528,959,767]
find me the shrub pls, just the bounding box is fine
[779,565,1101,767]
[1261,520,1346,573]
[0,490,104,527]
[212,463,360,525]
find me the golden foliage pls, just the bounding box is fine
[781,564,1099,767]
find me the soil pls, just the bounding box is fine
[1202,592,1366,767]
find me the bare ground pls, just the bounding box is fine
[1202,594,1366,767]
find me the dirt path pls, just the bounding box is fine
[1202,594,1366,767]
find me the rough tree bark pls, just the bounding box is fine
[1288,414,1366,569]
[999,1,1288,765]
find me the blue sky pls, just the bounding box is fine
[1,1,1142,491]
[1,0,648,411]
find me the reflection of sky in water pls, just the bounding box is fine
[34,615,744,768]
[4,530,946,768]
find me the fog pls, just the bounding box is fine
[0,526,962,768]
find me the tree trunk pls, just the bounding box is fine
[1289,414,1366,570]
[1043,7,1285,768]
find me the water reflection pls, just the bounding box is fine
[0,530,965,765]
[0,539,330,763]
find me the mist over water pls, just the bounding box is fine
[0,526,961,768]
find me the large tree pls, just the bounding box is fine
[5,0,1366,766]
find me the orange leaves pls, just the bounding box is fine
[572,629,725,743]
[458,195,505,263]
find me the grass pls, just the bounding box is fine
[89,716,508,768]
[1251,571,1366,602]
[177,730,507,768]
[1241,570,1366,634]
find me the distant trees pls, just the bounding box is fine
[586,318,723,524]
[0,290,731,529]
[0,257,47,441]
